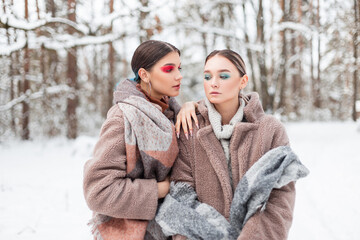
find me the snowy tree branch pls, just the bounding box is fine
[0,32,129,56]
[272,21,315,40]
[179,22,264,52]
[0,85,73,112]
[0,14,89,35]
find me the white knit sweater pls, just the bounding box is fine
[205,98,245,189]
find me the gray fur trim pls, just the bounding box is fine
[229,146,309,233]
[156,182,237,240]
[156,146,309,239]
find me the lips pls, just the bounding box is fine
[173,84,181,89]
[210,91,220,94]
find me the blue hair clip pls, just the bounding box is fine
[114,80,121,90]
[130,72,139,82]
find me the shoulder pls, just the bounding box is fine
[255,114,286,135]
[106,104,125,119]
[257,114,289,147]
[196,99,211,126]
[258,114,284,127]
[99,104,126,134]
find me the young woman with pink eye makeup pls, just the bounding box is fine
[160,49,308,240]
[83,40,192,240]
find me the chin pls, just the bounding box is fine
[207,96,223,104]
[167,92,179,97]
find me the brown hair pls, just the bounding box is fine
[205,49,246,77]
[131,40,181,83]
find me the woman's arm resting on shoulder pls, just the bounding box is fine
[175,101,199,139]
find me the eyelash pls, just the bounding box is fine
[161,66,182,73]
[204,74,211,81]
[220,73,230,79]
[204,73,231,80]
[161,66,174,73]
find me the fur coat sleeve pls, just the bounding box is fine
[83,105,158,220]
[170,135,194,188]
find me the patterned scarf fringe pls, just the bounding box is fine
[88,214,111,240]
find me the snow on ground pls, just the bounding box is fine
[0,122,359,240]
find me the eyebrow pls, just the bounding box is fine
[163,63,181,66]
[204,69,231,73]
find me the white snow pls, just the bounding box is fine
[1,122,360,239]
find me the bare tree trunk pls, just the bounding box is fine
[46,0,58,85]
[66,0,78,139]
[242,2,257,92]
[309,0,315,110]
[45,0,56,17]
[219,3,233,49]
[199,6,208,55]
[278,0,288,114]
[43,0,58,136]
[35,0,40,19]
[139,0,150,42]
[269,0,277,109]
[104,0,115,117]
[353,0,359,121]
[290,0,302,117]
[256,0,271,111]
[4,0,16,135]
[22,0,30,140]
[296,0,304,113]
[92,46,99,110]
[122,40,129,79]
[313,0,321,108]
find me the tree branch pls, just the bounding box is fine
[0,85,73,112]
[0,14,89,34]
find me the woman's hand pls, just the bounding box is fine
[157,177,170,199]
[175,101,199,139]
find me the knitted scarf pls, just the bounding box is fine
[205,97,245,188]
[116,80,179,181]
[156,146,309,240]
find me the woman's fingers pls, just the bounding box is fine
[191,106,199,129]
[181,112,189,139]
[175,101,199,139]
[175,114,181,138]
[186,111,193,137]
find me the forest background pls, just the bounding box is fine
[0,0,359,141]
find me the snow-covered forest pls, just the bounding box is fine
[0,0,359,141]
[1,1,360,240]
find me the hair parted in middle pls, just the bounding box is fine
[205,49,247,77]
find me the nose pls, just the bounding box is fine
[175,71,182,81]
[210,77,219,88]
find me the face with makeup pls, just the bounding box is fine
[203,55,248,106]
[139,51,182,99]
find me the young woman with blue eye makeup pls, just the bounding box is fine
[166,49,304,240]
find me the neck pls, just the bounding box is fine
[140,81,162,100]
[213,97,240,125]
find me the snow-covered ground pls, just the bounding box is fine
[0,122,359,240]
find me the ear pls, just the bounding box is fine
[138,68,150,83]
[239,74,249,89]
